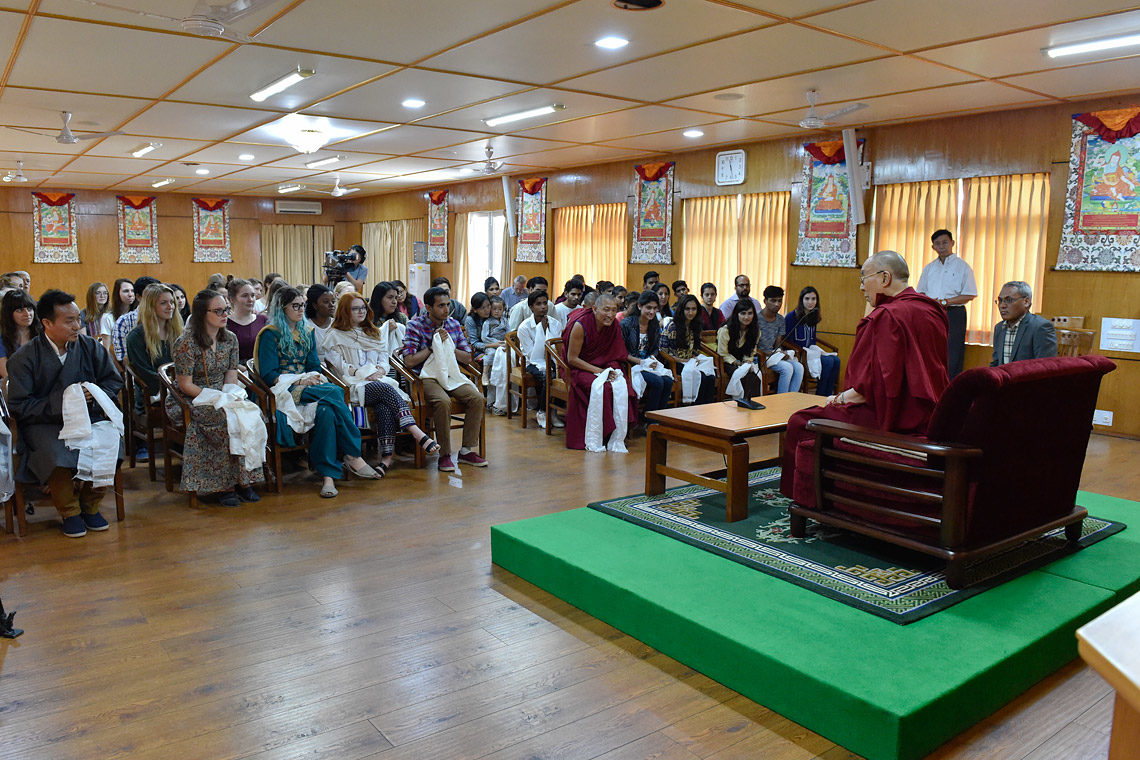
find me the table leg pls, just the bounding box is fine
[725,439,750,522]
[1110,692,1140,760]
[645,425,667,496]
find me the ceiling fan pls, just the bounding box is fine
[3,111,123,144]
[68,0,279,43]
[480,145,503,175]
[313,177,359,197]
[2,161,29,183]
[798,90,868,129]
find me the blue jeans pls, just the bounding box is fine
[772,358,804,394]
[640,372,674,414]
[816,354,840,396]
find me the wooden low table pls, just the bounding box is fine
[645,392,822,522]
[1077,590,1140,760]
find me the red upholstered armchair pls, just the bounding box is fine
[788,355,1116,588]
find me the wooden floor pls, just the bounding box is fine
[1,415,1136,760]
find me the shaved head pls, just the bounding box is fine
[594,292,618,309]
[868,250,909,282]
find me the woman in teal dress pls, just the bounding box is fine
[255,286,380,498]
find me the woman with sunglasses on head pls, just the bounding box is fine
[255,286,380,498]
[168,289,264,507]
[225,277,268,363]
[319,292,439,476]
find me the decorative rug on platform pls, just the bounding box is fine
[588,467,1125,624]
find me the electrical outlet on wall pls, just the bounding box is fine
[1093,409,1113,426]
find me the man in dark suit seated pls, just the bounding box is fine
[990,281,1057,366]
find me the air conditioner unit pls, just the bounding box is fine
[274,199,322,215]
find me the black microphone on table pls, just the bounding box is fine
[776,306,819,352]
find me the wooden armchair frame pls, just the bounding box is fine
[122,357,165,482]
[504,330,538,428]
[389,354,485,461]
[544,337,570,437]
[156,362,197,509]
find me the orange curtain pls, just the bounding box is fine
[681,191,789,303]
[553,203,627,292]
[958,173,1050,343]
[870,179,959,289]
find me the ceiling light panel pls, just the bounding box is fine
[415,135,575,161]
[402,98,426,109]
[422,0,767,83]
[249,67,316,102]
[178,143,297,165]
[602,119,794,151]
[484,104,565,127]
[334,125,496,155]
[520,106,729,142]
[85,135,212,160]
[419,89,631,132]
[306,68,524,122]
[595,36,629,49]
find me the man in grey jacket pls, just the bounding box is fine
[991,281,1057,366]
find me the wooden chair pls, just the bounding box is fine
[504,330,539,428]
[122,357,165,482]
[545,337,570,437]
[389,355,486,461]
[785,335,838,395]
[112,354,137,467]
[156,362,197,509]
[1057,328,1095,357]
[2,392,126,537]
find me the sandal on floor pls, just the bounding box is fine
[320,483,338,498]
[345,458,382,479]
[375,462,390,479]
[419,436,441,454]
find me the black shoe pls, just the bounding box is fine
[236,486,260,503]
[217,492,241,507]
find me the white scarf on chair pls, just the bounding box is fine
[193,383,267,470]
[724,362,763,400]
[60,382,123,488]
[270,373,321,434]
[803,344,836,379]
[420,332,476,392]
[584,370,628,454]
[680,355,717,403]
[488,346,509,405]
[0,414,13,502]
[629,357,673,399]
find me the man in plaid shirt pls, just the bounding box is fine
[401,286,487,472]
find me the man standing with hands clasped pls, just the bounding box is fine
[917,229,976,378]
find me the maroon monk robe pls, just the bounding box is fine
[562,310,638,450]
[780,287,949,502]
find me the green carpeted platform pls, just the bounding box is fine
[490,489,1140,760]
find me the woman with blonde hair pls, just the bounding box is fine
[125,283,184,408]
[319,292,438,475]
[82,281,115,351]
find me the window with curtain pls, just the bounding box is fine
[361,217,427,297]
[461,211,506,303]
[680,191,789,303]
[259,224,333,287]
[553,203,627,292]
[871,174,1049,344]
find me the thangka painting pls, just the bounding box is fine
[192,197,231,262]
[515,177,547,263]
[117,196,160,264]
[427,190,448,262]
[1057,108,1140,272]
[793,140,862,268]
[631,162,674,264]
[32,192,79,263]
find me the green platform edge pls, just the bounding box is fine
[490,489,1140,760]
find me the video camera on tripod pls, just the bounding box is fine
[322,249,354,284]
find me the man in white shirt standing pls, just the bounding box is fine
[517,290,563,429]
[917,229,976,378]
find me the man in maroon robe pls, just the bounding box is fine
[562,293,638,450]
[780,251,950,502]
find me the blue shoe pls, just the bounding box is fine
[235,486,260,503]
[82,512,109,531]
[61,515,87,538]
[135,446,149,463]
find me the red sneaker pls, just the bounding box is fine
[457,451,488,467]
[438,456,456,472]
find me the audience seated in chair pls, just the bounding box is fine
[562,293,637,451]
[399,286,488,472]
[80,281,114,353]
[318,292,439,476]
[991,281,1057,367]
[552,279,583,324]
[661,294,717,405]
[480,296,509,415]
[255,285,380,499]
[621,290,675,419]
[785,286,840,396]
[717,298,765,399]
[518,290,564,430]
[168,289,264,507]
[112,275,160,360]
[1,289,41,390]
[508,276,547,331]
[463,292,490,364]
[757,286,804,394]
[226,277,268,363]
[7,289,124,538]
[124,283,183,470]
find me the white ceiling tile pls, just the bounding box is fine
[215,166,317,182]
[256,0,563,64]
[419,88,634,132]
[61,155,165,174]
[509,144,657,168]
[347,157,463,175]
[806,0,1140,52]
[0,130,89,154]
[37,0,282,37]
[0,87,146,132]
[518,106,730,142]
[261,152,379,171]
[602,119,796,151]
[42,172,136,187]
[561,24,884,102]
[424,0,769,84]
[918,10,1140,78]
[307,68,525,122]
[332,124,494,154]
[84,136,213,160]
[231,113,390,148]
[152,162,249,179]
[120,102,279,140]
[416,135,575,161]
[667,56,977,117]
[170,47,396,112]
[722,0,859,17]
[8,17,230,98]
[0,151,72,171]
[1002,57,1140,99]
[179,142,298,165]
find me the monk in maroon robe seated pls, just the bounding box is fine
[562,293,638,450]
[780,250,950,502]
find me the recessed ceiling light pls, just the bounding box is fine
[249,67,315,102]
[713,93,744,101]
[484,104,566,128]
[151,178,174,188]
[595,36,629,50]
[1045,32,1140,58]
[683,129,704,138]
[305,154,344,169]
[195,168,210,175]
[402,98,426,109]
[277,184,304,194]
[238,153,256,161]
[458,168,475,175]
[131,142,160,157]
